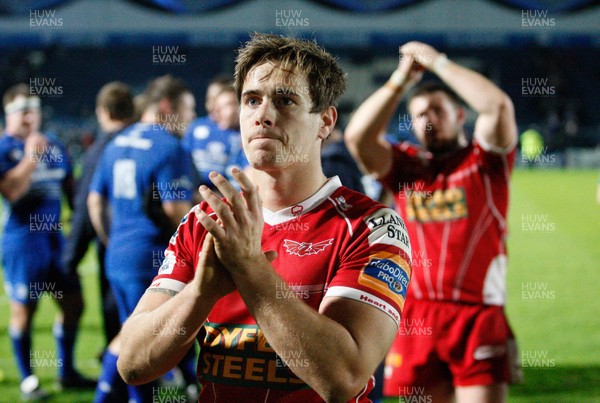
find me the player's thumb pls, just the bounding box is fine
[263,250,278,263]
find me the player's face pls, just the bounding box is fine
[408,91,464,154]
[5,95,42,138]
[214,91,239,131]
[239,62,330,171]
[173,92,196,137]
[205,83,224,118]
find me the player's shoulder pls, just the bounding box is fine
[330,185,403,226]
[185,201,214,224]
[44,132,69,152]
[0,134,20,163]
[44,131,61,143]
[331,186,411,258]
[0,133,16,149]
[186,116,216,136]
[137,123,180,151]
[190,116,213,127]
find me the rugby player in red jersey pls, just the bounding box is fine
[117,33,412,402]
[345,41,520,403]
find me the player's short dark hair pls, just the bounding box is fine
[407,81,463,109]
[234,33,346,113]
[217,83,236,97]
[96,81,135,121]
[3,83,33,108]
[209,74,233,88]
[142,75,190,112]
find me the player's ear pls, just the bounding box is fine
[317,106,337,141]
[455,106,466,126]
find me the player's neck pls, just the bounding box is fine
[252,164,328,212]
[102,120,129,134]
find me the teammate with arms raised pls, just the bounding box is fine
[345,42,520,402]
[117,33,412,402]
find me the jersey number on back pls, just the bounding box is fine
[113,159,137,199]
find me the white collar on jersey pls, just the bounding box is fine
[262,176,342,226]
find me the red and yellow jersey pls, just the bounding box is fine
[381,140,515,306]
[149,177,412,402]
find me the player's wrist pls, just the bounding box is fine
[432,53,449,75]
[385,69,407,93]
[188,278,223,304]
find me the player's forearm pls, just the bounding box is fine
[87,193,109,245]
[231,260,371,402]
[0,157,37,201]
[118,285,216,385]
[436,57,517,148]
[435,58,509,116]
[344,83,401,178]
[345,84,401,151]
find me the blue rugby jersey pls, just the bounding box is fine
[90,122,193,279]
[182,116,248,186]
[0,132,71,240]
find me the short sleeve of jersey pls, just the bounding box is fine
[89,146,110,197]
[155,143,193,202]
[324,206,412,326]
[147,204,205,294]
[474,139,516,179]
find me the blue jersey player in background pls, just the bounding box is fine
[0,84,95,400]
[182,76,248,193]
[88,75,195,403]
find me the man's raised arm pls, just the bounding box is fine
[0,133,47,201]
[344,52,423,179]
[401,41,517,150]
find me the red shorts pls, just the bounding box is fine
[383,299,521,396]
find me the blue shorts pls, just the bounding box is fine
[109,275,155,324]
[105,244,164,323]
[2,233,81,305]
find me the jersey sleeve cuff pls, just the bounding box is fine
[475,135,518,155]
[147,277,187,294]
[324,286,401,327]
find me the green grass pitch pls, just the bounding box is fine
[1,169,599,402]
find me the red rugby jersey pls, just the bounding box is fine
[381,140,515,306]
[149,177,412,402]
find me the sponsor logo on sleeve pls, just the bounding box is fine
[335,196,352,211]
[364,208,411,261]
[358,251,411,309]
[158,250,177,275]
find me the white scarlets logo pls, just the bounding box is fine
[283,239,333,257]
[335,196,352,211]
